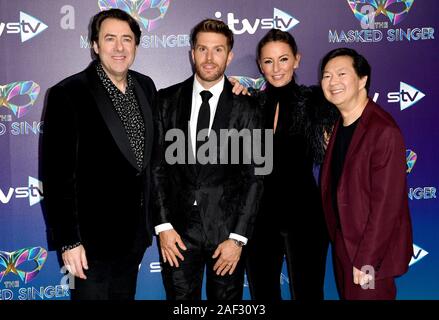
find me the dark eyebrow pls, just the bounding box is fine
[103,33,133,39]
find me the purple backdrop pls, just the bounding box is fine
[0,0,438,300]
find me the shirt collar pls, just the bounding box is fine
[193,75,225,100]
[96,62,133,95]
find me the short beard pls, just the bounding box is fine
[195,63,226,84]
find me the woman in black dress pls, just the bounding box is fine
[245,29,338,300]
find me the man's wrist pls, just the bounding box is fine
[228,233,248,246]
[61,241,81,253]
[155,223,173,235]
[230,239,245,247]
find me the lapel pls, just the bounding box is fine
[321,117,340,195]
[319,116,340,240]
[84,63,139,171]
[197,78,234,180]
[320,99,373,237]
[176,76,193,136]
[322,99,374,194]
[211,78,234,133]
[176,76,196,175]
[132,74,153,171]
[341,99,373,179]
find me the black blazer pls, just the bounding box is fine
[42,61,156,260]
[152,76,263,246]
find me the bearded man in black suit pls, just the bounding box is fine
[152,19,263,300]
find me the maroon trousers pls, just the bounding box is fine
[333,229,396,300]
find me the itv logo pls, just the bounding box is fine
[0,12,48,42]
[215,8,299,35]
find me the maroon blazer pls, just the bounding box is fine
[321,99,413,279]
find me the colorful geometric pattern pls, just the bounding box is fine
[0,81,40,119]
[229,76,267,91]
[98,0,171,32]
[0,247,48,284]
[406,149,417,173]
[347,0,414,25]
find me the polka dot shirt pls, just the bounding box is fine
[96,63,145,169]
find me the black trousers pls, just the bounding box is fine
[70,228,147,300]
[70,254,143,300]
[161,207,245,300]
[246,219,328,300]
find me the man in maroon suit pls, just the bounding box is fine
[320,48,413,299]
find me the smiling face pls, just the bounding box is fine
[258,41,301,88]
[93,18,137,84]
[321,55,368,112]
[191,31,233,89]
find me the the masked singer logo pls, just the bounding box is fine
[347,0,414,27]
[0,81,40,119]
[330,0,433,44]
[98,0,171,32]
[0,247,47,284]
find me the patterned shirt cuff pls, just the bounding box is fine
[61,241,81,253]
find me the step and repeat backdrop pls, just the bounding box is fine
[0,0,438,300]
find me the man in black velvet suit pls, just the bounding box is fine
[152,19,263,300]
[42,9,156,300]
